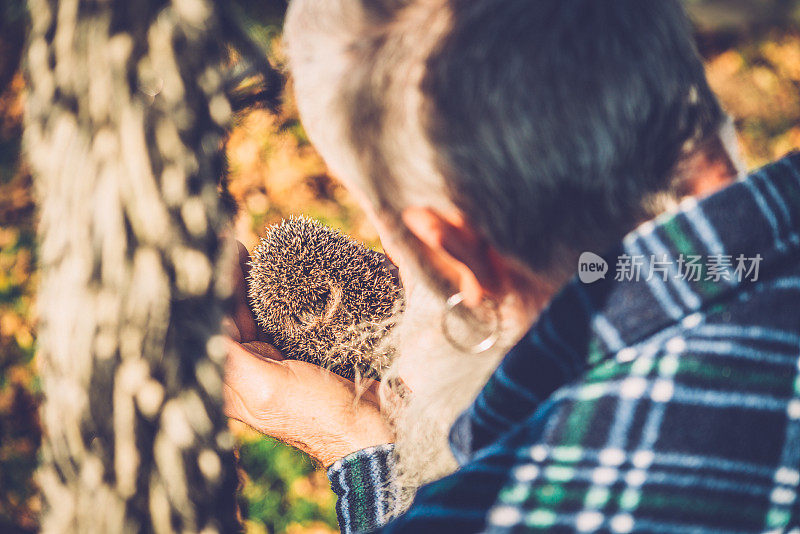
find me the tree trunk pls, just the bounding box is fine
[23,0,240,532]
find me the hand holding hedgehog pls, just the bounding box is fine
[222,218,401,466]
[247,216,403,380]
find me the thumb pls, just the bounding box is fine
[224,340,286,424]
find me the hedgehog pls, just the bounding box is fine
[248,216,403,379]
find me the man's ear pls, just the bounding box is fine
[401,207,502,307]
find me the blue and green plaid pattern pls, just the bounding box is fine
[329,444,398,533]
[327,152,800,533]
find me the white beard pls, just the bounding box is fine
[371,279,513,514]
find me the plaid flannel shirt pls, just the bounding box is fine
[327,152,800,533]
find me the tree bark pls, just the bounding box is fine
[24,0,240,532]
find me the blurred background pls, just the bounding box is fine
[1,1,798,532]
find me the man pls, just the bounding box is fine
[224,0,800,531]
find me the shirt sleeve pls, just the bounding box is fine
[365,400,560,533]
[327,443,398,534]
[329,441,519,534]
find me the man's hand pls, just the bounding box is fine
[223,241,394,467]
[223,241,261,344]
[224,340,394,466]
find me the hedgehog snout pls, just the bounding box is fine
[291,283,343,328]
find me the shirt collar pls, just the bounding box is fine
[449,151,800,462]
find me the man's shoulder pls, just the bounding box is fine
[480,279,800,532]
[560,276,800,454]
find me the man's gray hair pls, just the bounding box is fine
[286,0,736,273]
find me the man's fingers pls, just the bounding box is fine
[232,258,259,342]
[224,340,301,434]
[357,377,381,403]
[224,338,395,463]
[222,317,241,343]
[233,240,272,343]
[241,341,285,361]
[222,383,245,421]
[226,339,281,378]
[225,341,284,407]
[237,241,251,276]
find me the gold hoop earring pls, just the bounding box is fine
[441,292,500,354]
